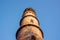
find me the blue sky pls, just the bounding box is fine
[0,0,60,40]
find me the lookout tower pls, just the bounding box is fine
[16,8,44,40]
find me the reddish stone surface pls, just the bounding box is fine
[16,8,44,40]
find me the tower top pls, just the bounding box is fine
[22,8,36,17]
[16,8,44,40]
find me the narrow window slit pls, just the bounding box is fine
[31,35,36,40]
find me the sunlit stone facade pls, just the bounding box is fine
[16,8,44,40]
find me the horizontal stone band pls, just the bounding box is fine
[16,24,44,39]
[20,15,40,26]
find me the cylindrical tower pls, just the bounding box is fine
[16,8,44,40]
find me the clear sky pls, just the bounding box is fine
[0,0,60,40]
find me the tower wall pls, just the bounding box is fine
[16,8,44,40]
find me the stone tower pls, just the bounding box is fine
[16,8,44,40]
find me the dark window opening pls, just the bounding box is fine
[30,19,33,23]
[31,35,36,40]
